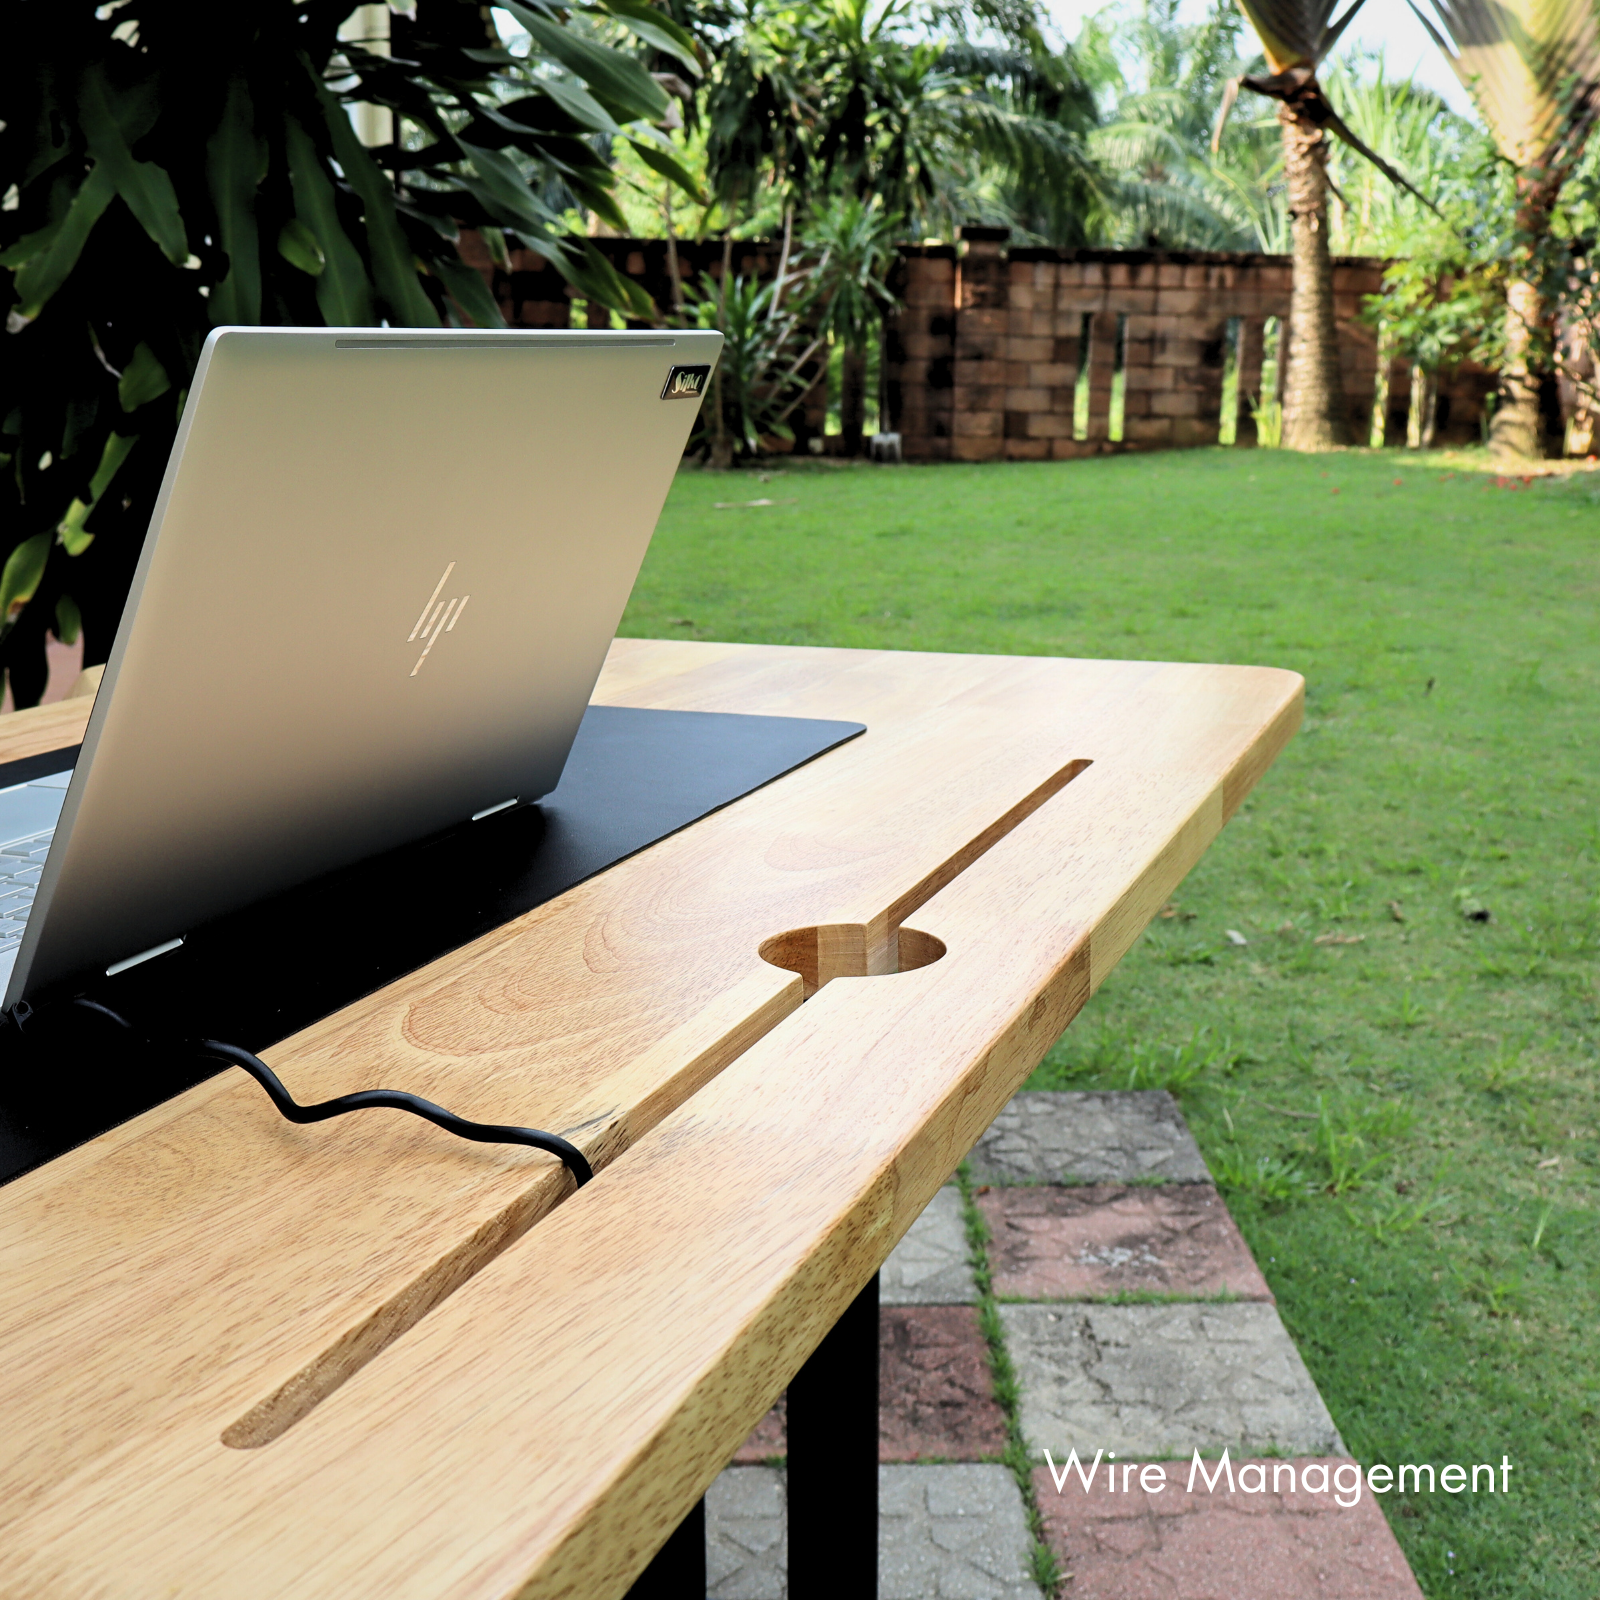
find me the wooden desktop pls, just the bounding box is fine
[0,638,1300,1598]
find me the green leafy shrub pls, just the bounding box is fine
[0,0,697,702]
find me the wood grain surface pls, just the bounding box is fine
[0,693,93,761]
[0,640,1300,1599]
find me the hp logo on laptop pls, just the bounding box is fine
[661,364,711,400]
[408,562,470,676]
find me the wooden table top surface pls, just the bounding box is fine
[0,639,1300,1599]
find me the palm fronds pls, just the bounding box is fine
[1070,0,1275,250]
[1233,0,1369,77]
[1219,0,1438,212]
[1409,0,1600,169]
[1321,54,1483,253]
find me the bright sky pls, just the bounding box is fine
[1039,1,1477,119]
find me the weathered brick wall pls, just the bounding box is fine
[460,228,1493,457]
[886,231,1492,461]
[883,247,955,460]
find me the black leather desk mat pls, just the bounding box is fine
[0,705,863,1185]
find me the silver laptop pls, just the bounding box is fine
[0,325,721,1011]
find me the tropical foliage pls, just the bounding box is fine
[691,0,1100,241]
[1321,55,1480,257]
[1211,1,1439,451]
[1028,5,1464,265]
[5,0,1585,700]
[684,193,901,461]
[1408,0,1600,457]
[1075,0,1272,250]
[0,0,700,704]
[637,0,1106,462]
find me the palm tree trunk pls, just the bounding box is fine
[1279,103,1349,451]
[1491,271,1550,460]
[840,346,867,456]
[1491,175,1565,460]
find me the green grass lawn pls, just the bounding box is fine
[620,447,1599,1599]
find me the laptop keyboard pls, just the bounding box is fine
[0,771,72,972]
[0,830,52,953]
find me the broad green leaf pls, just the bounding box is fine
[11,165,116,316]
[0,535,51,624]
[492,92,592,137]
[627,136,703,199]
[576,241,653,319]
[87,430,136,501]
[308,67,439,326]
[56,431,137,554]
[477,97,582,145]
[0,217,66,271]
[206,78,266,324]
[594,0,702,76]
[486,229,644,319]
[566,173,631,234]
[501,4,671,122]
[277,218,326,276]
[57,503,95,556]
[527,76,622,135]
[479,225,511,268]
[78,66,188,264]
[430,254,508,328]
[54,595,82,647]
[118,343,171,411]
[284,114,374,325]
[394,199,464,243]
[456,141,559,234]
[458,175,554,246]
[0,171,78,269]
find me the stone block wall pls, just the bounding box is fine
[459,228,1494,459]
[885,233,1492,461]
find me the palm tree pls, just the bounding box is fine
[1408,0,1600,458]
[694,0,1098,456]
[1218,1,1436,450]
[1076,0,1277,251]
[939,42,1102,245]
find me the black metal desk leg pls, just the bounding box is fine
[625,1496,705,1599]
[787,1270,879,1598]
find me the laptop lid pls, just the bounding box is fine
[5,325,721,1009]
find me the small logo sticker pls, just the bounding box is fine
[407,562,470,676]
[661,364,711,400]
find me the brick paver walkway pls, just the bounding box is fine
[978,1182,1272,1301]
[1033,1459,1424,1600]
[704,1089,1423,1598]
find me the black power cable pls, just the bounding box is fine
[70,998,593,1186]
